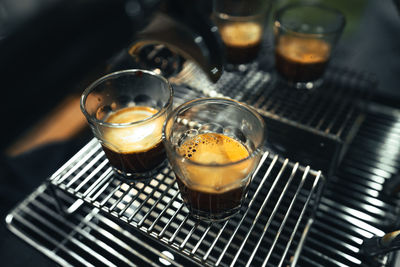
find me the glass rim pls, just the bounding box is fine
[213,1,271,18]
[163,97,266,168]
[274,3,346,36]
[214,9,269,20]
[80,69,173,128]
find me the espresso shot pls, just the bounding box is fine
[163,98,266,222]
[101,106,166,177]
[212,0,270,65]
[219,22,263,64]
[176,132,251,220]
[275,35,331,82]
[273,4,345,88]
[81,69,173,181]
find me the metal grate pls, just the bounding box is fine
[298,103,400,267]
[5,184,193,266]
[171,61,372,141]
[169,62,375,176]
[47,143,324,267]
[6,102,400,267]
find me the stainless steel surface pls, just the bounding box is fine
[297,103,400,267]
[6,64,399,266]
[7,101,400,266]
[362,230,400,256]
[45,140,323,266]
[171,62,372,141]
[5,184,191,266]
[171,62,372,175]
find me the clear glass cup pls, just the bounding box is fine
[80,69,173,181]
[212,0,271,65]
[163,98,266,221]
[274,3,346,89]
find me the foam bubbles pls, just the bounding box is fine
[178,133,249,164]
[177,133,254,192]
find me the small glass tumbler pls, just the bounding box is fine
[212,0,271,65]
[80,69,173,181]
[163,98,266,221]
[274,3,346,89]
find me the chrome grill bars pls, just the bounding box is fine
[7,69,397,266]
[7,184,186,267]
[297,103,400,267]
[171,62,372,141]
[47,140,323,266]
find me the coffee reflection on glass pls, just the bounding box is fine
[212,0,271,64]
[163,98,265,221]
[274,3,345,89]
[80,69,173,181]
[217,18,264,64]
[275,35,331,82]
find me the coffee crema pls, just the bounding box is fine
[220,22,263,64]
[176,133,252,217]
[178,133,250,190]
[101,106,166,175]
[275,35,331,82]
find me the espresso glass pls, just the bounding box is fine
[274,4,345,89]
[81,69,173,181]
[163,98,265,221]
[212,0,271,65]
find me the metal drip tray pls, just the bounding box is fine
[172,62,372,141]
[47,141,324,267]
[6,55,396,266]
[171,62,373,174]
[6,102,400,267]
[6,184,190,266]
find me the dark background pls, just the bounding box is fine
[0,0,399,265]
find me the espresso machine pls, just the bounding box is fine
[0,0,223,150]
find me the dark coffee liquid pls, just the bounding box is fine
[225,42,261,64]
[275,35,331,82]
[176,176,245,216]
[220,22,263,64]
[176,133,251,220]
[102,106,165,178]
[102,141,165,174]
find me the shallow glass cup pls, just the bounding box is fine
[163,98,265,221]
[274,3,346,89]
[80,69,173,181]
[212,0,271,65]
